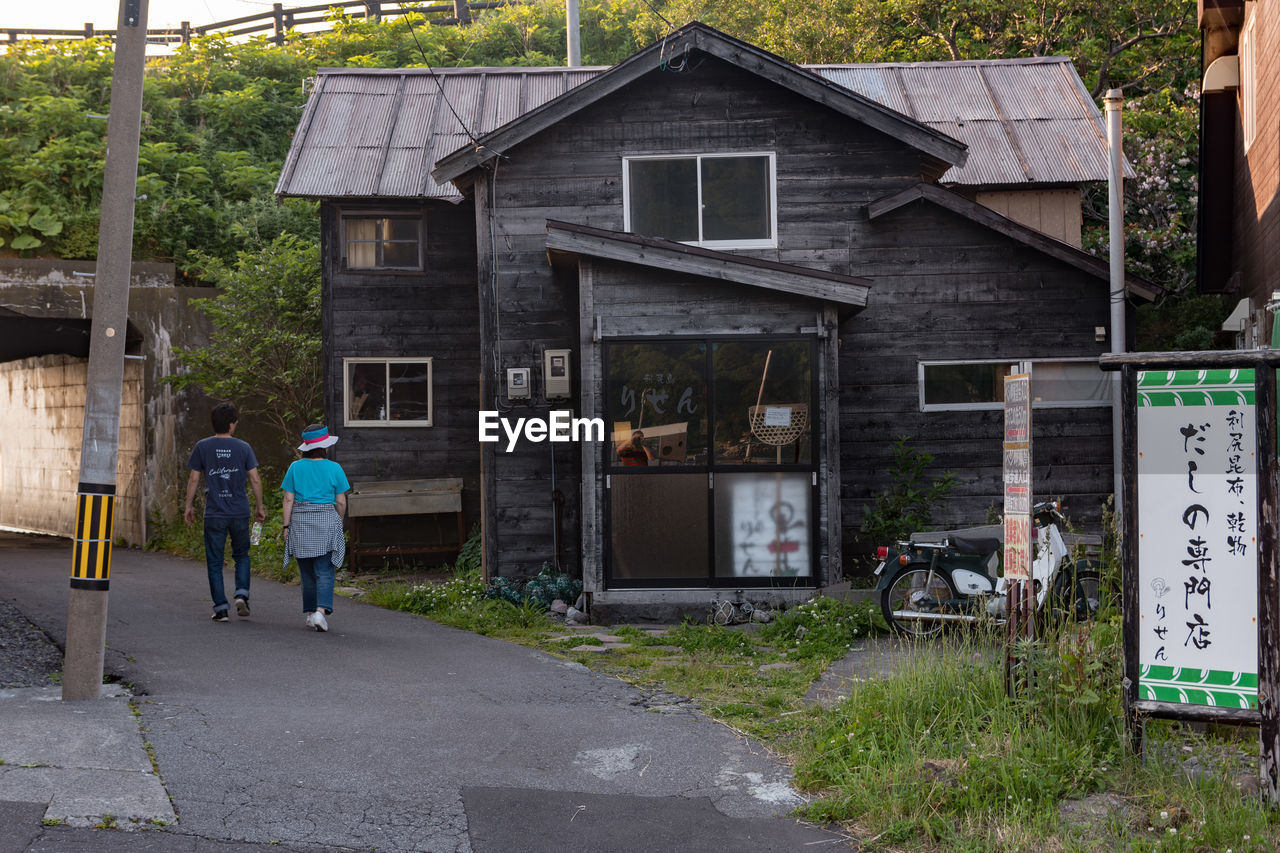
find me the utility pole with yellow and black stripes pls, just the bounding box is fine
[63,0,149,702]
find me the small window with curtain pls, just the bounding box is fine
[624,153,776,248]
[344,358,433,426]
[342,214,422,270]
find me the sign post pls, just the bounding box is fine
[1003,371,1034,637]
[1102,350,1280,805]
[1003,373,1033,692]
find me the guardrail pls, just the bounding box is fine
[3,1,514,47]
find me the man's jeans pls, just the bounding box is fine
[205,516,251,612]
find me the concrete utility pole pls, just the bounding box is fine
[1104,89,1126,521]
[63,0,149,702]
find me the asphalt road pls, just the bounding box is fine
[0,533,847,851]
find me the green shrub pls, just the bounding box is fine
[858,436,957,552]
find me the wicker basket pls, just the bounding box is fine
[748,404,808,446]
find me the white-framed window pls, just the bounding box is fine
[341,213,423,270]
[1242,8,1257,151]
[344,358,433,426]
[623,152,777,249]
[919,358,1112,412]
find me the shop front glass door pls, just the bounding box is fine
[604,337,815,587]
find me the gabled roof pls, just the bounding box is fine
[545,220,871,310]
[813,57,1134,185]
[866,183,1161,300]
[276,66,605,200]
[432,22,967,186]
[275,26,1126,201]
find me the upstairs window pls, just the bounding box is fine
[343,214,422,270]
[624,153,776,249]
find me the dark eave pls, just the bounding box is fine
[545,221,871,309]
[866,183,1162,301]
[433,22,966,186]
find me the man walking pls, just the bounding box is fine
[185,402,266,622]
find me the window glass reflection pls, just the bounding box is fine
[713,341,811,465]
[605,341,707,467]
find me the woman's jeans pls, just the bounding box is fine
[204,516,251,612]
[297,555,335,614]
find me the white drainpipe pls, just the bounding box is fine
[566,0,581,67]
[1104,88,1125,517]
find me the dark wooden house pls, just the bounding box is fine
[276,23,1155,619]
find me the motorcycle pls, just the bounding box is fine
[873,500,1102,637]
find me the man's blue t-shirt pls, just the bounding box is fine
[188,437,258,519]
[281,459,350,505]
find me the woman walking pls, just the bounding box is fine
[281,425,350,632]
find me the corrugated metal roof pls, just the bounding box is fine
[276,57,1121,200]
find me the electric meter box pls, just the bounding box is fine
[506,367,531,400]
[543,349,572,399]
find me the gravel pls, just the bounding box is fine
[0,599,63,688]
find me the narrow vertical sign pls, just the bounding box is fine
[1003,373,1032,580]
[1136,369,1258,708]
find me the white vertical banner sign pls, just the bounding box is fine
[1003,373,1032,581]
[1136,369,1258,709]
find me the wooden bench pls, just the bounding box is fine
[347,478,465,570]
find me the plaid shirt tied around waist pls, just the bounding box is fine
[284,502,346,570]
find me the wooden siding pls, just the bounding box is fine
[320,199,482,541]
[840,200,1114,555]
[975,189,1083,247]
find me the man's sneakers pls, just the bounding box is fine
[212,610,230,623]
[235,597,250,618]
[306,610,329,632]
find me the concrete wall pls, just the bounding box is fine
[0,354,146,543]
[0,259,214,540]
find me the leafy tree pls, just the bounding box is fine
[168,234,323,450]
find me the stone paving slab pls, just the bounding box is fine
[0,686,175,828]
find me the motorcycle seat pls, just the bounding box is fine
[950,536,1001,557]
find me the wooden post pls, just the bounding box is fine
[84,23,95,39]
[1256,364,1280,803]
[365,1,382,20]
[1120,363,1141,754]
[273,3,285,46]
[180,21,191,43]
[454,0,472,23]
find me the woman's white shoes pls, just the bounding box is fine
[306,611,329,632]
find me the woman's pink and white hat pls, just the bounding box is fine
[297,424,339,452]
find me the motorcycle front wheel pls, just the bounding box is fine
[1047,567,1103,623]
[881,565,958,638]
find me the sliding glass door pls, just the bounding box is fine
[604,337,817,587]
